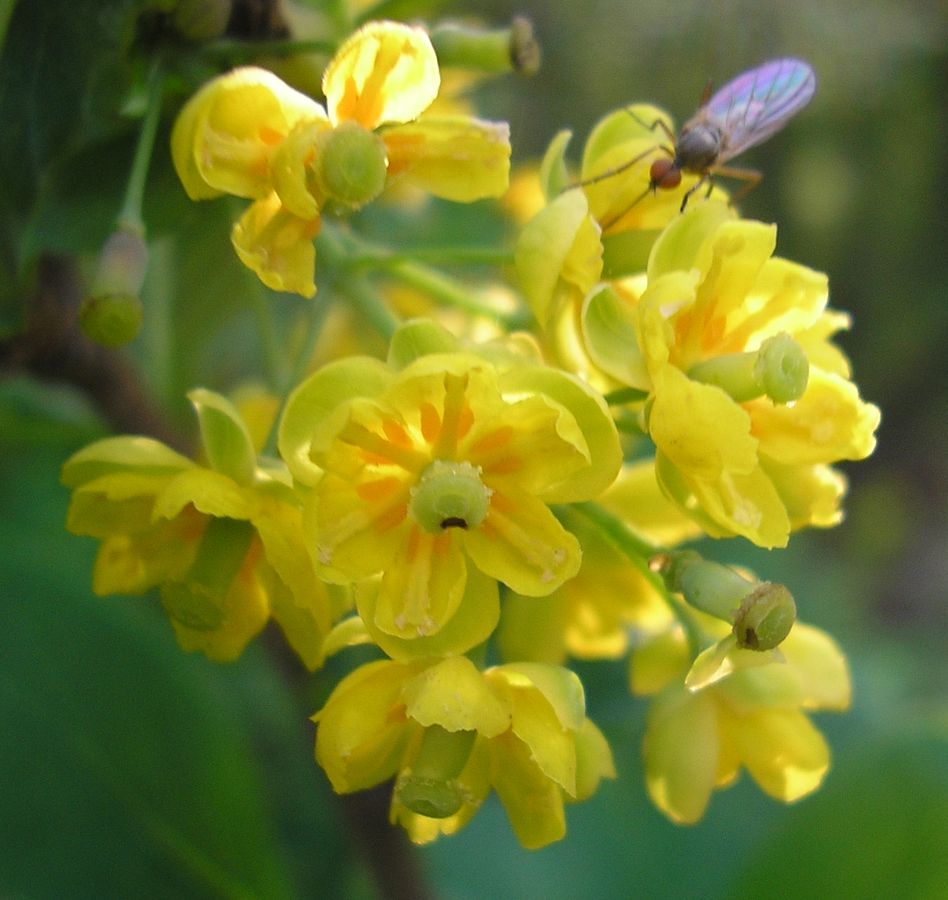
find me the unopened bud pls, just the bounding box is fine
[430,17,541,76]
[687,332,809,405]
[733,581,796,650]
[80,227,148,347]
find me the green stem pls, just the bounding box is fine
[570,501,705,652]
[262,291,335,457]
[387,259,530,330]
[117,61,164,233]
[341,276,400,341]
[252,287,289,393]
[349,245,515,267]
[201,37,337,61]
[333,227,527,328]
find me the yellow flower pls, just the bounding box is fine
[313,655,615,848]
[61,391,334,667]
[632,618,851,824]
[497,501,673,664]
[586,201,879,547]
[278,348,622,643]
[171,21,511,297]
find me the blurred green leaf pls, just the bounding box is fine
[0,443,304,898]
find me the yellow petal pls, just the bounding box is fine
[382,116,510,201]
[464,485,581,596]
[171,66,326,200]
[323,21,440,129]
[750,369,880,465]
[643,687,719,824]
[231,192,319,297]
[649,366,758,479]
[402,657,511,736]
[314,659,419,793]
[489,731,567,848]
[374,529,468,638]
[780,623,851,711]
[271,120,331,219]
[721,706,830,802]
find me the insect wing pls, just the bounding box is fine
[704,58,816,162]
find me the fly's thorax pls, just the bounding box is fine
[675,119,724,173]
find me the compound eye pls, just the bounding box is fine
[649,157,682,190]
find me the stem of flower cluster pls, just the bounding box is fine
[570,501,705,651]
[117,61,164,234]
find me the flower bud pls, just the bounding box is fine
[409,460,492,534]
[80,227,148,347]
[651,550,755,622]
[687,332,809,405]
[754,333,810,404]
[429,17,540,76]
[732,581,797,650]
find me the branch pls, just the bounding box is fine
[0,254,188,452]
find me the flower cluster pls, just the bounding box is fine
[171,21,510,296]
[62,19,879,848]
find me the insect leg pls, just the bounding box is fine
[567,142,669,190]
[679,175,709,212]
[710,164,762,205]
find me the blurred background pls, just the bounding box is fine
[1,0,946,897]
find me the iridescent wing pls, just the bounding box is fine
[702,58,816,163]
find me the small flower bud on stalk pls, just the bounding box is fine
[687,332,809,404]
[429,17,541,76]
[651,550,796,650]
[79,225,147,348]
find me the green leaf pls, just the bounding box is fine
[0,445,300,899]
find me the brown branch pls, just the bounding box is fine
[0,254,188,452]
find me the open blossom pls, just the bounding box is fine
[314,655,615,848]
[278,345,621,643]
[631,615,851,824]
[583,202,880,547]
[171,21,511,296]
[60,390,333,667]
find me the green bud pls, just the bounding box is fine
[79,292,143,348]
[687,332,809,405]
[409,460,492,534]
[733,581,797,650]
[430,17,541,76]
[754,333,810,404]
[312,122,388,211]
[393,726,477,818]
[80,226,148,347]
[652,550,756,622]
